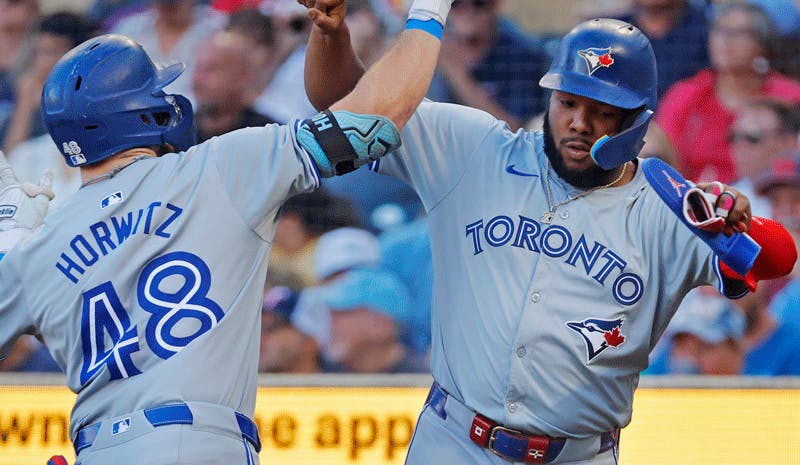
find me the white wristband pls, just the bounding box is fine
[407,0,452,26]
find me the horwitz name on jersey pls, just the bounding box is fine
[55,202,184,284]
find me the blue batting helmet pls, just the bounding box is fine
[539,18,657,169]
[42,34,196,167]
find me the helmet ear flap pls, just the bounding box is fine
[161,94,196,153]
[590,108,653,170]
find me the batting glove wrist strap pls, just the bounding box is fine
[408,0,453,27]
[642,157,760,277]
[682,182,727,233]
[297,110,401,178]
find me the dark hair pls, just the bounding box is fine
[279,189,361,234]
[346,0,372,14]
[713,1,778,59]
[747,98,800,135]
[38,12,99,47]
[226,8,276,48]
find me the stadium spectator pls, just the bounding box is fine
[322,170,423,233]
[191,29,274,142]
[0,0,40,134]
[259,286,329,373]
[3,13,95,213]
[308,227,426,373]
[731,284,800,376]
[730,98,800,217]
[614,0,710,104]
[2,12,98,153]
[270,189,360,287]
[379,217,433,359]
[110,0,225,106]
[0,335,60,372]
[656,1,800,185]
[85,0,149,30]
[646,287,746,375]
[756,153,800,330]
[224,8,281,115]
[747,0,800,79]
[251,0,316,123]
[344,0,393,67]
[639,121,680,168]
[427,0,550,131]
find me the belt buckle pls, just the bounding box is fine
[487,425,522,458]
[488,425,550,464]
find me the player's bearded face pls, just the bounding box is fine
[543,91,626,189]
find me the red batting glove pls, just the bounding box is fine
[720,216,797,292]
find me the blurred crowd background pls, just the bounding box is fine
[1,0,799,377]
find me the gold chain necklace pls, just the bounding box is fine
[541,160,628,224]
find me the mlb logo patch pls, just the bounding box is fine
[70,153,87,165]
[112,417,131,435]
[101,192,124,209]
[0,205,17,218]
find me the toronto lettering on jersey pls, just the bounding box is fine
[55,202,184,284]
[465,215,644,305]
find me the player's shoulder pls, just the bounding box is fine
[413,101,524,145]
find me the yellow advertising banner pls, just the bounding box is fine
[0,385,798,465]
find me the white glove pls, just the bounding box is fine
[0,151,54,255]
[408,0,454,25]
[682,181,731,233]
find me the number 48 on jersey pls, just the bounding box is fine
[80,251,224,384]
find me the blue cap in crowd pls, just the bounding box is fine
[755,151,800,195]
[669,290,745,344]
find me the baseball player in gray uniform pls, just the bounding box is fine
[302,4,796,464]
[0,0,453,462]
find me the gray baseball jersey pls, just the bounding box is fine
[0,122,319,461]
[369,101,738,449]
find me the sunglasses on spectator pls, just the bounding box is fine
[452,0,493,9]
[728,130,778,144]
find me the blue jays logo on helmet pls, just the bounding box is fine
[566,317,626,362]
[577,48,615,75]
[539,18,657,170]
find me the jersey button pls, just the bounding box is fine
[560,210,569,219]
[530,292,541,303]
[516,346,527,357]
[508,402,518,413]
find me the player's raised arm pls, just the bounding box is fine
[301,0,448,127]
[301,0,364,111]
[295,0,451,178]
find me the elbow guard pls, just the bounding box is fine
[720,216,798,292]
[296,110,401,177]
